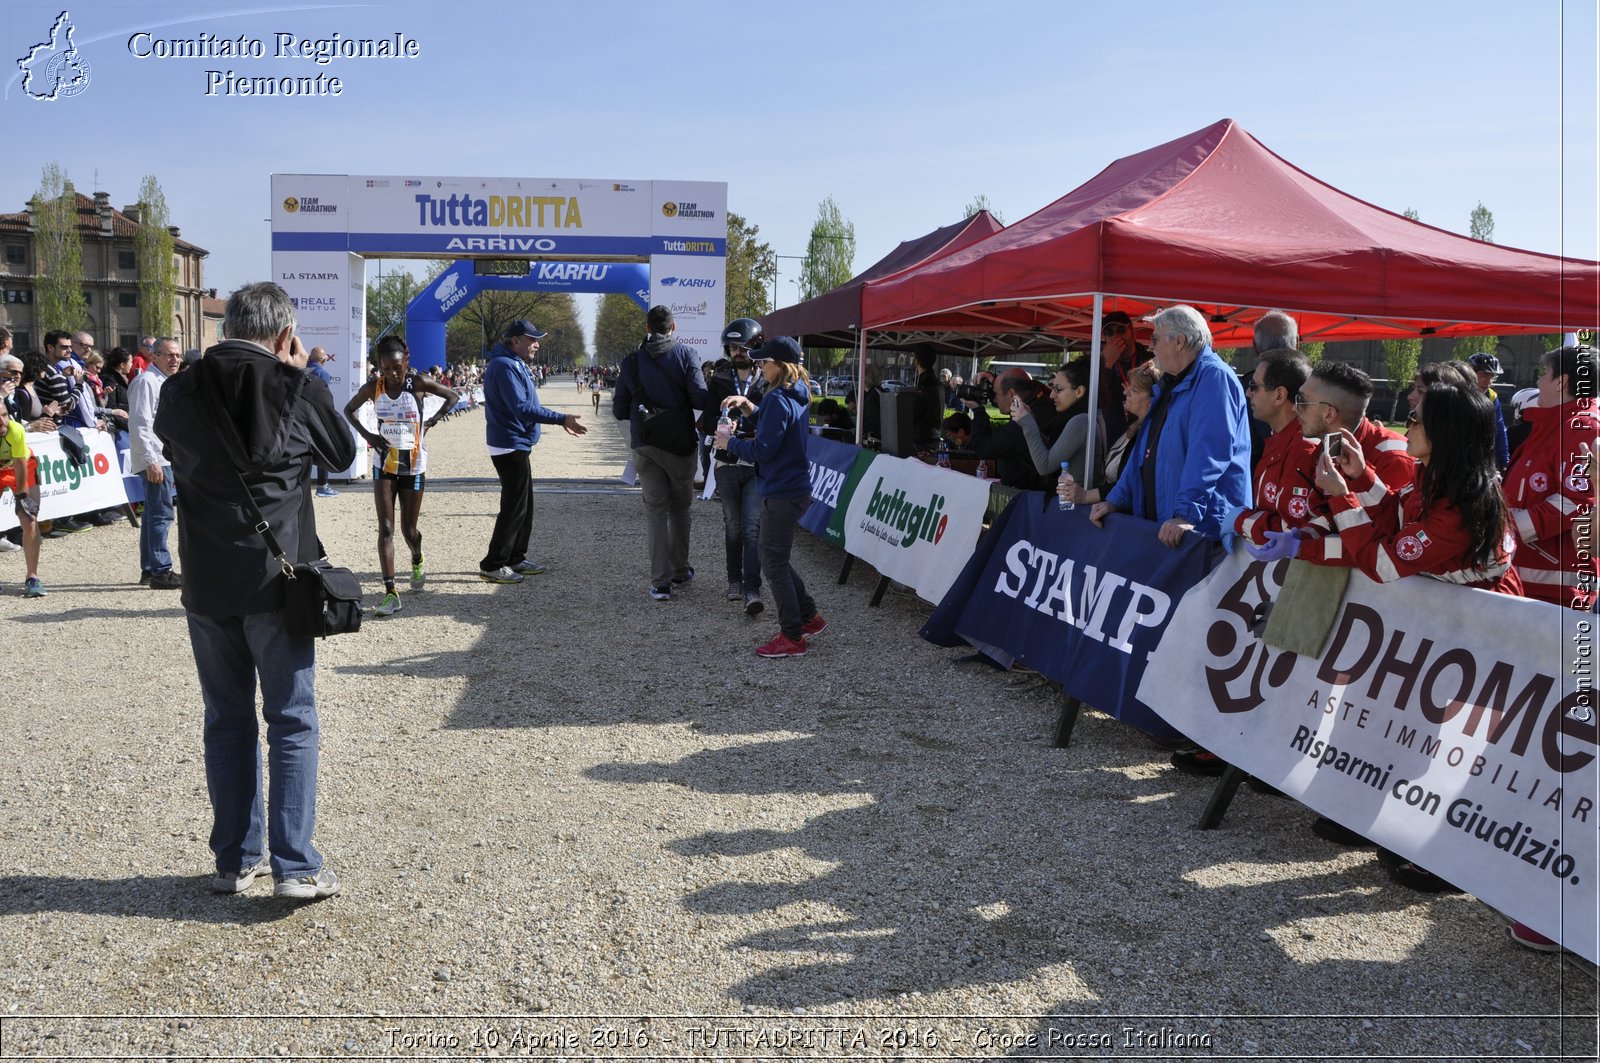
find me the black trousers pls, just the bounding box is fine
[481,449,532,572]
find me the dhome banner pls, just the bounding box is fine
[1138,549,1599,961]
[923,498,1221,739]
[0,429,128,533]
[831,453,992,605]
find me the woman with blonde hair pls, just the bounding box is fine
[718,336,827,658]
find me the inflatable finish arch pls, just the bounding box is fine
[402,260,651,370]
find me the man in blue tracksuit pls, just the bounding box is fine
[479,320,588,583]
[1092,305,1252,545]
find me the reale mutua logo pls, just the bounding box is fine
[18,10,91,101]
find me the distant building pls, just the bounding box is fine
[0,190,210,352]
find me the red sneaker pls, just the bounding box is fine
[755,633,808,658]
[800,613,828,638]
[1507,921,1563,953]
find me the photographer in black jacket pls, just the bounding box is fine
[962,367,1067,490]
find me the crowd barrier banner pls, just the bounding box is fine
[801,435,868,539]
[1137,549,1599,962]
[0,429,128,532]
[923,498,1218,739]
[116,430,145,505]
[830,451,992,604]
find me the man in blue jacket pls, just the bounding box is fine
[480,319,587,583]
[1091,304,1252,545]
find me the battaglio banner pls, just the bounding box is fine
[827,452,992,605]
[1137,550,1599,961]
[0,429,128,532]
[924,499,1219,739]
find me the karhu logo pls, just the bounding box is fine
[18,11,91,102]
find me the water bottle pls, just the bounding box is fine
[936,439,950,469]
[715,409,734,448]
[974,459,988,480]
[1059,463,1076,510]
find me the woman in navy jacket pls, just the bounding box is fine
[718,336,828,659]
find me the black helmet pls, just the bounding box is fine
[721,318,763,352]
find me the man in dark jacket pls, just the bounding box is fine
[702,325,765,614]
[479,319,587,582]
[154,281,356,902]
[963,367,1067,490]
[612,305,710,600]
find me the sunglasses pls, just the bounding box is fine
[1244,379,1260,392]
[1101,323,1130,337]
[1405,412,1420,427]
[1293,392,1337,412]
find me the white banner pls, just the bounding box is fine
[0,430,128,532]
[1138,549,1599,961]
[840,456,992,604]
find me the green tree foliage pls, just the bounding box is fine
[1300,341,1325,366]
[535,293,585,367]
[1469,201,1495,243]
[446,288,566,363]
[1382,337,1423,418]
[1402,207,1420,221]
[133,175,175,339]
[724,212,775,319]
[31,164,88,333]
[593,293,645,363]
[799,195,855,300]
[365,267,421,339]
[1456,203,1500,357]
[963,194,1005,225]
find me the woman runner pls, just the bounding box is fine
[343,336,458,616]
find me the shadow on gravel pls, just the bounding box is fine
[0,874,304,924]
[10,606,188,623]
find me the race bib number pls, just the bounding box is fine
[380,422,416,450]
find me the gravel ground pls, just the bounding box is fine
[0,383,1594,1060]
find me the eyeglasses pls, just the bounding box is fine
[1293,392,1337,412]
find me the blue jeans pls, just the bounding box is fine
[716,463,762,592]
[186,609,323,878]
[139,471,175,575]
[758,494,817,640]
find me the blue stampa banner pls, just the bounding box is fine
[800,435,865,538]
[922,493,1221,738]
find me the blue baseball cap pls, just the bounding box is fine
[504,320,548,340]
[751,336,803,365]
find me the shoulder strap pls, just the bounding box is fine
[193,377,294,576]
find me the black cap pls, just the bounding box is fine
[504,320,547,340]
[1101,310,1134,330]
[751,336,803,365]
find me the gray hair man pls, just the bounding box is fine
[127,337,184,588]
[1092,304,1253,546]
[154,281,355,901]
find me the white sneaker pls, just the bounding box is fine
[479,566,524,584]
[274,867,341,901]
[0,538,19,552]
[211,858,271,894]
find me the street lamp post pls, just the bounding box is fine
[773,254,807,311]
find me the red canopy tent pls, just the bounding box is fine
[862,118,1600,345]
[761,210,1045,353]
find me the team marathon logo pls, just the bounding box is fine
[282,196,337,214]
[18,11,91,101]
[662,201,716,220]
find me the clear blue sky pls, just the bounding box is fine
[3,0,1595,351]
